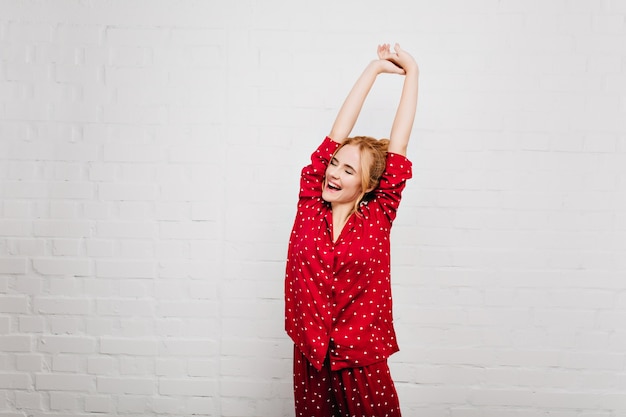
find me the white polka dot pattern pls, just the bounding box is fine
[285,137,412,371]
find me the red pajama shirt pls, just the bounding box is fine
[285,136,412,372]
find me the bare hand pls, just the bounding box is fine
[377,43,418,75]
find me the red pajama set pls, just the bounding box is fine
[285,137,412,417]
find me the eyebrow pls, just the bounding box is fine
[331,157,356,172]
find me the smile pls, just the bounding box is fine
[327,181,342,190]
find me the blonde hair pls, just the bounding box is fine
[333,136,389,215]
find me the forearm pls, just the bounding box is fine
[328,61,382,144]
[388,67,419,156]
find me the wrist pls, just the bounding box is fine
[366,59,385,74]
[404,64,419,77]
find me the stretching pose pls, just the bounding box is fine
[285,43,419,417]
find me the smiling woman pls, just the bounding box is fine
[284,43,419,417]
[322,144,362,206]
[322,136,391,221]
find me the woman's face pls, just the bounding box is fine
[322,144,364,207]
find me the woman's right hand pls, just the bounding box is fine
[377,43,418,75]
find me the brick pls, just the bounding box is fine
[17,354,43,371]
[84,396,110,413]
[37,336,96,354]
[118,280,151,298]
[188,281,217,300]
[158,378,217,396]
[15,391,43,409]
[34,298,91,315]
[168,144,214,163]
[36,373,93,392]
[119,321,153,338]
[33,220,92,238]
[97,377,154,395]
[8,21,54,42]
[98,183,157,201]
[101,103,167,124]
[5,62,51,83]
[52,355,79,372]
[95,260,156,279]
[8,239,44,256]
[155,358,185,376]
[83,280,119,298]
[191,202,218,221]
[188,359,216,377]
[158,340,217,357]
[87,356,116,375]
[187,397,215,415]
[87,164,117,182]
[0,218,32,237]
[55,24,104,44]
[157,301,217,318]
[105,27,170,46]
[8,143,100,162]
[97,295,154,318]
[158,260,214,279]
[85,240,114,257]
[117,396,148,413]
[0,182,49,199]
[155,203,190,221]
[19,316,45,333]
[151,397,179,414]
[48,182,94,199]
[0,373,31,389]
[82,203,110,220]
[0,296,28,313]
[468,388,536,407]
[6,161,37,180]
[158,184,214,203]
[118,203,155,221]
[49,392,80,411]
[0,317,9,334]
[220,378,273,398]
[52,103,100,123]
[2,201,33,219]
[45,162,83,181]
[49,278,80,297]
[108,46,153,67]
[95,221,157,239]
[51,239,81,256]
[0,258,27,274]
[100,338,157,356]
[0,335,31,352]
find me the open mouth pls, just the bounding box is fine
[327,181,341,191]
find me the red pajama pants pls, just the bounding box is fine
[293,346,402,417]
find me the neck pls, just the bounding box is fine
[331,202,354,224]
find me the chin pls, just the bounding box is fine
[321,191,334,203]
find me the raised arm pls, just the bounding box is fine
[328,47,405,144]
[379,43,419,156]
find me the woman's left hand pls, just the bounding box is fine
[377,43,419,75]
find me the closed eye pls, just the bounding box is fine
[330,157,356,175]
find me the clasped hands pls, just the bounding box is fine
[374,43,419,76]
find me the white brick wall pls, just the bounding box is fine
[0,0,625,416]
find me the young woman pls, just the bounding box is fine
[285,43,419,417]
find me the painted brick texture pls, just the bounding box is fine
[0,0,625,416]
